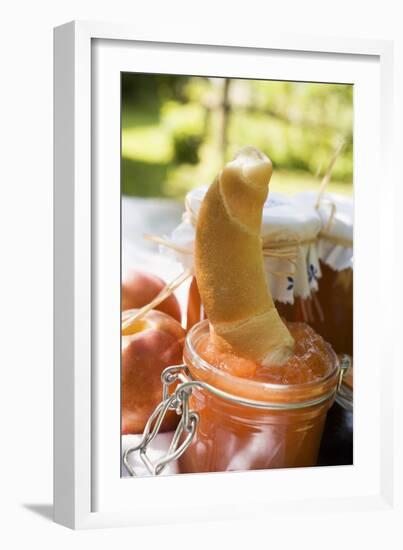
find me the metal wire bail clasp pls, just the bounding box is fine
[337,354,352,392]
[123,365,199,477]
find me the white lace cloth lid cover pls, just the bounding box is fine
[163,185,322,304]
[292,191,353,272]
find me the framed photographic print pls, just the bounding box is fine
[54,21,396,529]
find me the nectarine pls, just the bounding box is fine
[122,309,185,434]
[122,270,181,323]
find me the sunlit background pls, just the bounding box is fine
[121,74,353,333]
[121,74,353,199]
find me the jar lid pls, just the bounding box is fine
[292,191,353,271]
[163,186,322,304]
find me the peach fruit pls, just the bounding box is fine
[122,270,181,323]
[122,309,185,434]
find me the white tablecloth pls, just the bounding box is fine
[121,196,188,477]
[121,433,178,477]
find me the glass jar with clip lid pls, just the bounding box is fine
[123,320,350,476]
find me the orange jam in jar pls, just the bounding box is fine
[178,320,339,474]
[313,263,353,356]
[275,264,353,357]
[291,191,353,356]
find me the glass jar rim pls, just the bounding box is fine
[184,320,340,401]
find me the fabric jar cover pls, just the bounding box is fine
[161,186,322,304]
[292,191,353,272]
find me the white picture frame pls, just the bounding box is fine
[54,20,396,530]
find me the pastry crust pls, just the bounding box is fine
[195,146,294,365]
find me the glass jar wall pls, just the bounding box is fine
[178,321,340,473]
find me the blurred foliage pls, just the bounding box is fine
[173,132,202,165]
[122,73,353,199]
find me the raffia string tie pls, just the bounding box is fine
[144,232,317,279]
[315,141,345,208]
[315,140,346,234]
[147,191,320,276]
[122,268,193,332]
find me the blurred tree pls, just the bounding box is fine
[122,73,194,105]
[121,74,353,199]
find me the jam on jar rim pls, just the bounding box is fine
[184,320,340,405]
[179,365,340,411]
